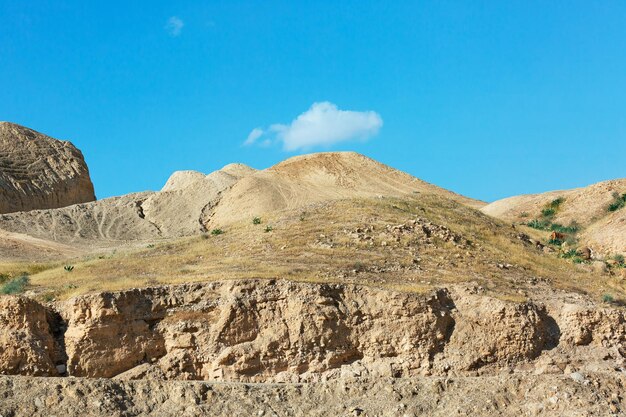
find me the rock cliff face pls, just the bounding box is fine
[0,296,63,376]
[0,122,96,213]
[1,280,625,383]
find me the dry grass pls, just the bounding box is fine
[4,194,623,303]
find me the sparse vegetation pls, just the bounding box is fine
[211,229,224,236]
[519,211,529,218]
[253,217,262,225]
[608,192,626,212]
[550,222,579,234]
[64,265,74,272]
[602,293,614,304]
[264,225,273,233]
[6,196,624,302]
[525,198,580,249]
[611,254,625,267]
[526,219,550,230]
[548,237,563,246]
[0,274,30,295]
[549,197,565,209]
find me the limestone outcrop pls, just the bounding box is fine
[2,280,625,383]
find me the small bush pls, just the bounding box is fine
[519,211,529,218]
[612,254,625,265]
[353,261,366,272]
[550,222,579,234]
[1,275,30,295]
[146,244,155,249]
[64,265,74,272]
[559,249,578,259]
[549,197,565,209]
[0,274,8,284]
[608,192,626,212]
[252,217,262,225]
[264,225,273,233]
[526,219,550,230]
[548,238,563,246]
[211,229,224,236]
[541,207,556,218]
[602,294,614,304]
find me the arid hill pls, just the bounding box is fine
[0,151,483,256]
[482,179,626,256]
[0,122,95,214]
[1,127,625,416]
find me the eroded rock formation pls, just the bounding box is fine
[0,122,96,213]
[2,279,625,384]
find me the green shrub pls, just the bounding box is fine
[211,229,224,236]
[264,225,273,233]
[550,222,579,234]
[612,254,625,265]
[541,207,556,218]
[1,275,30,295]
[252,217,262,225]
[549,197,565,209]
[608,192,626,212]
[602,294,614,303]
[0,274,8,284]
[519,211,529,218]
[548,238,563,246]
[64,265,74,272]
[526,219,550,230]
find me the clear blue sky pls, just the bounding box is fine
[1,1,625,202]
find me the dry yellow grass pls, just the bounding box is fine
[3,194,624,303]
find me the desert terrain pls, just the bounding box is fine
[1,123,625,416]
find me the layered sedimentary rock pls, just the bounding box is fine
[3,280,625,383]
[0,122,96,213]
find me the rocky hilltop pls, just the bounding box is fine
[0,122,96,214]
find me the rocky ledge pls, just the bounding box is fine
[1,279,626,384]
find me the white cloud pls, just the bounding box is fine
[246,102,382,151]
[165,16,184,37]
[244,127,264,146]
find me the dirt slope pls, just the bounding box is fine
[482,178,626,255]
[0,122,96,214]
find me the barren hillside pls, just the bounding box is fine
[0,151,483,256]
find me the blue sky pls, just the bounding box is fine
[1,1,625,202]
